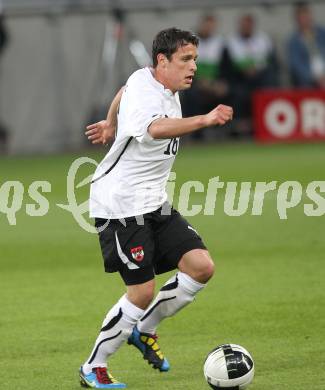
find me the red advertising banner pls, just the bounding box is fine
[253,90,325,142]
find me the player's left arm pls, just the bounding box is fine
[148,104,233,139]
[85,86,124,145]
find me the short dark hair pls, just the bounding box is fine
[294,1,311,18]
[152,27,199,68]
[295,1,308,7]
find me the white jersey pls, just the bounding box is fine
[227,31,273,69]
[89,67,182,219]
[197,35,225,63]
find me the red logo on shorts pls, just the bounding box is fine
[131,246,144,262]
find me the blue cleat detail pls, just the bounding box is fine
[79,366,126,388]
[127,326,170,372]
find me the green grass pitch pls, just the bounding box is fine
[1,142,325,389]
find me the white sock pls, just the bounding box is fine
[83,294,144,374]
[137,271,206,335]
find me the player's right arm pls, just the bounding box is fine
[148,104,233,139]
[85,86,124,145]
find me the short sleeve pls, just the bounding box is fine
[119,74,165,143]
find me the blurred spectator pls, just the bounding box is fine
[227,13,278,136]
[287,2,325,88]
[0,1,9,153]
[181,14,231,140]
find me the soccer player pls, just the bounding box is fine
[80,27,233,388]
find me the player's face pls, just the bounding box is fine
[164,43,198,92]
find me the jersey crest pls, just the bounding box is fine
[131,246,144,262]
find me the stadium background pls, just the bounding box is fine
[0,1,325,389]
[2,0,325,152]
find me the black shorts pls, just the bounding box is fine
[95,205,207,286]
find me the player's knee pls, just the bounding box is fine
[196,258,215,283]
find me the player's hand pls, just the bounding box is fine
[85,120,115,145]
[204,104,233,127]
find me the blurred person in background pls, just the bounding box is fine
[227,13,278,136]
[181,14,231,140]
[0,1,9,153]
[287,2,325,88]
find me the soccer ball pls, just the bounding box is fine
[203,344,254,389]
